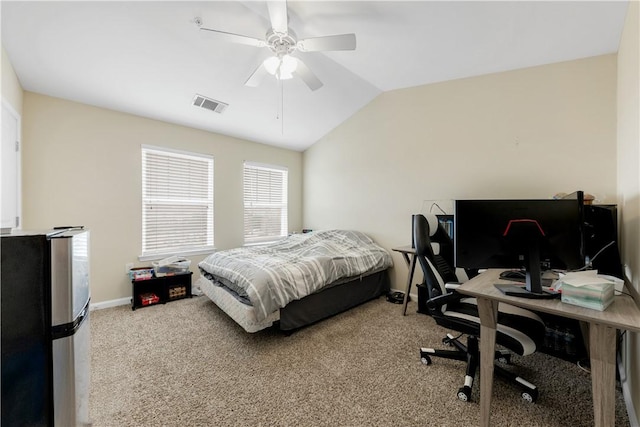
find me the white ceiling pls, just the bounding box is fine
[1,1,629,151]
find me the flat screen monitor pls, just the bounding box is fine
[454,199,585,298]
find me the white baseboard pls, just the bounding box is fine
[90,297,130,311]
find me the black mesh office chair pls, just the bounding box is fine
[414,213,546,402]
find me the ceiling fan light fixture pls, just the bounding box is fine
[281,54,297,73]
[278,70,294,80]
[263,55,297,80]
[263,56,280,75]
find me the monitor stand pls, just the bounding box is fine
[495,246,560,299]
[494,283,559,299]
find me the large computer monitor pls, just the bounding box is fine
[454,199,585,298]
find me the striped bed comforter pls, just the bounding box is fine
[198,230,393,322]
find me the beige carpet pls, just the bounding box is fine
[90,295,630,426]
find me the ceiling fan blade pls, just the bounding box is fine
[297,34,356,52]
[294,59,323,91]
[267,0,288,34]
[200,27,266,48]
[245,62,269,87]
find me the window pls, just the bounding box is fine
[141,146,214,258]
[243,162,288,244]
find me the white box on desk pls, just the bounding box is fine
[559,272,615,311]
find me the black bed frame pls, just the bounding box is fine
[277,269,391,332]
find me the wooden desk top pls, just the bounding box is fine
[458,269,640,333]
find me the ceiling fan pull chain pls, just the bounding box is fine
[275,79,281,121]
[280,80,285,135]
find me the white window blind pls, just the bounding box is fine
[243,162,288,244]
[142,146,214,257]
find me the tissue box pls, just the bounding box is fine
[561,280,614,311]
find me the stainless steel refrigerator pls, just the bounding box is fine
[1,228,90,426]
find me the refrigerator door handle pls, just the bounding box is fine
[51,299,90,340]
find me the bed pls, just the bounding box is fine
[197,229,393,333]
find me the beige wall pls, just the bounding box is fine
[22,93,303,304]
[303,54,617,297]
[1,45,23,113]
[617,1,640,423]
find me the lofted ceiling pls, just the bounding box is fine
[1,1,629,151]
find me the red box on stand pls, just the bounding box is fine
[139,293,159,306]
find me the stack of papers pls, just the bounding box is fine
[558,271,615,311]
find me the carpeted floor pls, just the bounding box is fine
[90,295,630,426]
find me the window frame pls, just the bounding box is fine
[243,161,289,245]
[139,145,214,261]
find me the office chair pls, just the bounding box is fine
[413,213,546,403]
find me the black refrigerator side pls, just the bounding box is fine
[1,234,53,426]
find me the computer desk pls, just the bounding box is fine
[457,269,640,427]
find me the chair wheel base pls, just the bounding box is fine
[498,354,511,365]
[521,388,538,403]
[457,386,472,402]
[419,350,432,365]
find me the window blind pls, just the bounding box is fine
[243,162,288,244]
[142,146,214,256]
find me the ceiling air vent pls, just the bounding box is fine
[192,94,228,114]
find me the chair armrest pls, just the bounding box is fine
[426,291,464,311]
[445,282,461,290]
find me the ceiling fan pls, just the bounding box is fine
[198,1,356,91]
